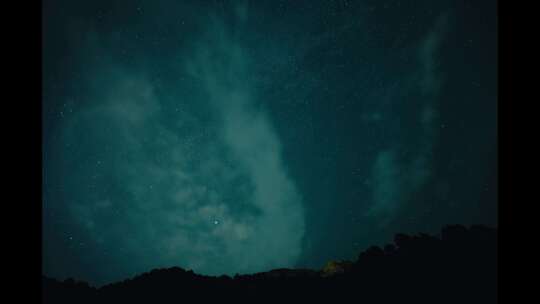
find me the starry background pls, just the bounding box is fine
[42,0,497,286]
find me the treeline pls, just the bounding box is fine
[43,224,497,303]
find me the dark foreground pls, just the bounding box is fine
[43,225,497,303]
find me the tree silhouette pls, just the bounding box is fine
[43,224,497,304]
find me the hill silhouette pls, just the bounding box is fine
[43,224,497,303]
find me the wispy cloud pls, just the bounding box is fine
[366,13,450,225]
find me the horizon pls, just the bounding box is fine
[44,223,497,287]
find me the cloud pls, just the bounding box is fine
[56,9,304,285]
[365,13,450,225]
[419,13,450,95]
[366,150,401,221]
[181,14,305,273]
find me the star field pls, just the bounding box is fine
[43,0,497,286]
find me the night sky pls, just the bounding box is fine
[43,0,498,286]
